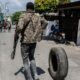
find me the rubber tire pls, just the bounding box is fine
[49,47,68,80]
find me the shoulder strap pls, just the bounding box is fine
[20,20,30,42]
[20,13,34,42]
[22,13,34,34]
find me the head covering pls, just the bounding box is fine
[26,2,34,10]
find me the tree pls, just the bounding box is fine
[35,0,59,12]
[35,0,70,13]
[11,12,22,24]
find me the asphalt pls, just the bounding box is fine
[0,29,80,80]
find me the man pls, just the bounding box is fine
[11,2,47,80]
[0,21,1,31]
[7,21,11,32]
[4,20,7,32]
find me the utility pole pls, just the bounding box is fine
[0,2,4,22]
[5,2,9,18]
[0,2,2,13]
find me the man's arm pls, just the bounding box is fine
[41,14,48,29]
[32,15,48,41]
[11,14,25,60]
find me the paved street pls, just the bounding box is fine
[0,29,80,80]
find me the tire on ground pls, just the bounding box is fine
[49,47,68,80]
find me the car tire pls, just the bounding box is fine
[49,47,68,80]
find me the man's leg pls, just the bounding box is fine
[29,43,39,80]
[21,44,33,80]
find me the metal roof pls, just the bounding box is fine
[58,1,80,10]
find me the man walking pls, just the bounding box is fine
[11,2,47,80]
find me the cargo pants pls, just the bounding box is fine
[21,43,38,80]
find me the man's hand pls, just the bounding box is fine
[11,50,15,60]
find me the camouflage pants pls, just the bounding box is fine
[21,43,38,80]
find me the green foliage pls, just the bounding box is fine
[11,12,22,23]
[35,0,70,12]
[35,0,58,12]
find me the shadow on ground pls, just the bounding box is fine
[14,67,45,80]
